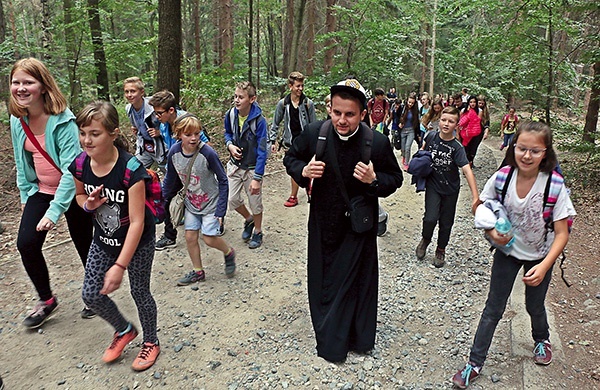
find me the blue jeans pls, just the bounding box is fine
[468,250,553,366]
[400,127,414,164]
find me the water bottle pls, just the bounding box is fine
[495,217,515,248]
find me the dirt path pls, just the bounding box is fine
[0,140,597,389]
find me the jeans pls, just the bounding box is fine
[17,192,93,301]
[162,198,177,240]
[400,127,414,164]
[468,250,554,366]
[421,187,459,249]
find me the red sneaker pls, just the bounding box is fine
[533,340,552,365]
[451,363,481,389]
[284,196,298,207]
[132,342,160,371]
[102,325,138,363]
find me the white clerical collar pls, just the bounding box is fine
[335,126,360,141]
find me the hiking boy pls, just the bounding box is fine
[149,90,210,251]
[124,77,164,171]
[269,71,317,207]
[367,88,390,133]
[224,81,269,249]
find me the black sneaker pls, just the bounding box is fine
[23,296,58,329]
[155,235,176,251]
[81,306,96,319]
[224,248,236,277]
[0,374,4,390]
[248,232,263,249]
[242,219,255,242]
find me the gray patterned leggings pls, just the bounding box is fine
[82,239,158,344]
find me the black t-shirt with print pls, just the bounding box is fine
[425,132,469,195]
[69,148,155,255]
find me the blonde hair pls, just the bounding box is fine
[9,58,67,117]
[173,114,201,139]
[235,81,257,98]
[123,76,145,92]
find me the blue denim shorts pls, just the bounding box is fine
[184,209,221,236]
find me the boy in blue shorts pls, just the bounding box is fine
[224,81,269,249]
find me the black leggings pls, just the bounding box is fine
[17,192,93,301]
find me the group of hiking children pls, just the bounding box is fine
[9,57,575,389]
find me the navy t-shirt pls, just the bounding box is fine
[424,132,469,195]
[69,148,155,255]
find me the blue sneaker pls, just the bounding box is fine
[248,232,263,249]
[242,219,255,242]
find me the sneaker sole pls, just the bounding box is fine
[24,307,58,329]
[132,348,161,371]
[177,279,205,286]
[155,243,176,251]
[81,312,97,319]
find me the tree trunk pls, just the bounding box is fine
[420,33,427,93]
[545,7,553,126]
[582,61,599,143]
[63,0,82,108]
[428,0,437,97]
[290,0,306,72]
[41,0,51,60]
[157,0,182,101]
[0,0,8,107]
[305,0,315,76]
[323,0,336,73]
[193,0,201,72]
[218,0,233,70]
[87,0,110,100]
[282,0,294,76]
[248,0,253,82]
[256,0,260,87]
[267,16,277,77]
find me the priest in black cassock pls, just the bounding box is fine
[283,79,403,362]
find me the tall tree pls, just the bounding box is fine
[0,0,8,106]
[582,61,599,143]
[323,0,336,73]
[218,0,233,69]
[282,0,294,76]
[305,0,315,75]
[157,0,182,100]
[63,0,83,108]
[87,0,110,100]
[290,0,306,72]
[248,0,253,81]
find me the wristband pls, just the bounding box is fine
[83,201,95,213]
[113,262,127,271]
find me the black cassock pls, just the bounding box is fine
[284,121,403,362]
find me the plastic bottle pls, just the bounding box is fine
[495,217,515,248]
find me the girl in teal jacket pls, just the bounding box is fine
[9,58,93,328]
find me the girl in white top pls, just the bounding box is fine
[452,121,576,388]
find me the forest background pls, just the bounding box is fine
[0,0,597,143]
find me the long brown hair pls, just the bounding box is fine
[9,58,68,118]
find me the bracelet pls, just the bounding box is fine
[83,201,95,213]
[113,262,127,271]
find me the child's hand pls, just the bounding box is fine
[486,228,512,246]
[228,144,243,160]
[148,128,159,138]
[85,185,107,211]
[101,265,125,295]
[249,179,261,195]
[522,264,548,287]
[36,217,55,231]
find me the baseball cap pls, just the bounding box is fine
[330,79,367,109]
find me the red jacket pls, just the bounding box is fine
[459,109,481,146]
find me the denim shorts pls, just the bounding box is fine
[184,209,221,236]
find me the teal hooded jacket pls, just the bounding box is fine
[10,109,82,223]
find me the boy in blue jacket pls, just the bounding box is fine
[224,81,269,249]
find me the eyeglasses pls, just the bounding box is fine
[154,109,167,117]
[514,144,546,158]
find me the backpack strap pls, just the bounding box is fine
[315,119,332,161]
[74,151,89,181]
[359,122,373,164]
[123,156,143,188]
[495,165,515,203]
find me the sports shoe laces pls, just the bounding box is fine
[108,332,128,350]
[29,302,48,316]
[461,363,475,385]
[138,343,157,359]
[534,342,547,357]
